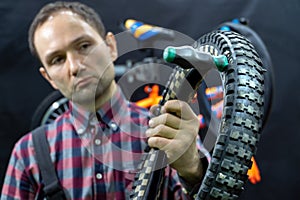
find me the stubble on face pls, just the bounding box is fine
[71,61,116,111]
[34,11,117,111]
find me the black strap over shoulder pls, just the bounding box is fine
[32,126,67,200]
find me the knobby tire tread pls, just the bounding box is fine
[195,30,264,200]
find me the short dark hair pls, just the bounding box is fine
[28,1,106,57]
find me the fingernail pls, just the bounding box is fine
[160,106,166,113]
[145,129,151,136]
[148,119,154,127]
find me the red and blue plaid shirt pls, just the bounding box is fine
[1,87,194,200]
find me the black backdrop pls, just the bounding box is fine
[1,0,300,199]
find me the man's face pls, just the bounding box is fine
[34,11,117,107]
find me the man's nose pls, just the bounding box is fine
[67,53,80,76]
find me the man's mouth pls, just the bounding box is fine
[75,76,94,88]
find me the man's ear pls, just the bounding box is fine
[39,67,58,89]
[105,32,118,61]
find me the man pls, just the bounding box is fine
[1,2,206,199]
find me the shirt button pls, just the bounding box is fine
[90,127,95,133]
[77,128,84,134]
[90,117,98,125]
[110,122,118,132]
[95,139,101,145]
[96,173,103,180]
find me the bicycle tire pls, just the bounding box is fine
[195,30,264,199]
[218,20,274,128]
[30,90,68,130]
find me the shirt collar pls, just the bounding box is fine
[69,86,130,135]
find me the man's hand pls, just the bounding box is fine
[146,100,204,185]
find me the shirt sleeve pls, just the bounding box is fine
[1,140,36,200]
[177,156,209,199]
[163,167,189,200]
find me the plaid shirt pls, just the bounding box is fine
[1,87,193,200]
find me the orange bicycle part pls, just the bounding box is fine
[135,85,162,108]
[247,157,261,184]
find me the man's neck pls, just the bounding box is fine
[94,81,117,110]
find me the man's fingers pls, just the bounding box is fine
[147,136,170,150]
[146,124,177,139]
[149,104,162,117]
[148,113,183,130]
[162,100,196,120]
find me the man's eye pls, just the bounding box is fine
[51,56,65,65]
[79,42,91,52]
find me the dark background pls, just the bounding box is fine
[1,0,299,199]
